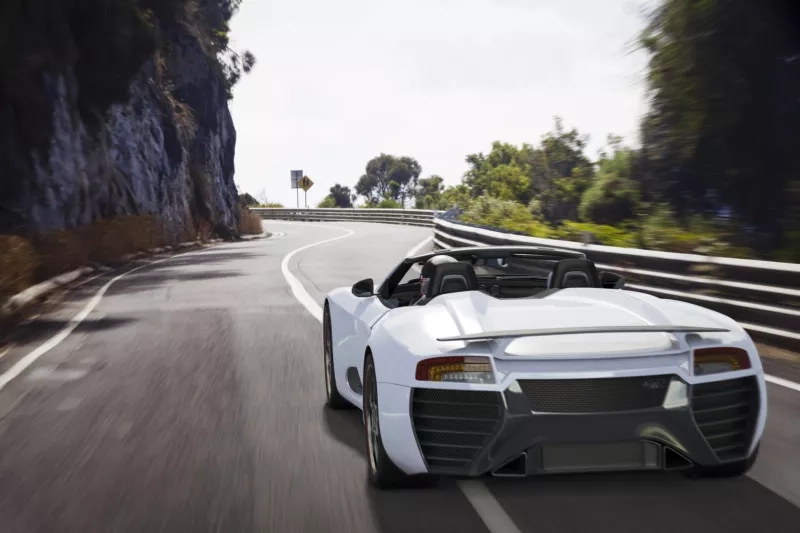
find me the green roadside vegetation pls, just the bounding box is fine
[268,0,798,262]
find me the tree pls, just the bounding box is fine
[580,141,641,225]
[205,0,257,99]
[414,175,445,209]
[256,188,270,205]
[464,142,533,200]
[329,184,353,208]
[636,0,800,250]
[461,118,593,222]
[355,154,421,206]
[238,192,259,207]
[526,117,594,222]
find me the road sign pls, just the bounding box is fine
[298,175,314,192]
[290,170,303,189]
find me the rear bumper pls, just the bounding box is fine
[468,403,713,477]
[379,374,763,477]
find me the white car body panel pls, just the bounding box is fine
[326,275,767,476]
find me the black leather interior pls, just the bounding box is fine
[547,258,600,289]
[421,262,479,301]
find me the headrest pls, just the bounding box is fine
[548,258,600,289]
[421,261,479,299]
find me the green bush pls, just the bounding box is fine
[553,221,641,248]
[579,174,640,226]
[460,196,553,237]
[317,196,336,208]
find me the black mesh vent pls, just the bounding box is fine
[691,376,759,462]
[517,376,672,413]
[411,388,503,474]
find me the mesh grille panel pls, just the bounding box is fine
[411,388,503,473]
[518,376,672,413]
[691,376,759,462]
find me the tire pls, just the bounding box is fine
[363,353,440,489]
[323,303,350,410]
[687,445,760,479]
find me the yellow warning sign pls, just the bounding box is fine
[298,175,314,192]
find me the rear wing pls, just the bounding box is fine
[436,326,730,343]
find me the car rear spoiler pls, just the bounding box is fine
[436,326,731,343]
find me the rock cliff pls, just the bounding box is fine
[0,1,246,239]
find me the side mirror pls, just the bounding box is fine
[599,271,625,289]
[352,278,375,297]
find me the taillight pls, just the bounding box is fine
[415,356,495,384]
[693,347,751,375]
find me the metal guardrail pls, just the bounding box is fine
[252,207,435,227]
[433,216,800,351]
[254,207,799,351]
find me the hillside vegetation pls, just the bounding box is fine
[310,0,798,262]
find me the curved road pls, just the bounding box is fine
[0,221,798,533]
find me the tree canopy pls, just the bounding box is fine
[355,154,421,206]
[324,0,800,260]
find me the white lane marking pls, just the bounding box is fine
[280,232,521,533]
[0,248,210,392]
[457,481,523,533]
[406,236,433,257]
[765,374,800,393]
[280,226,356,323]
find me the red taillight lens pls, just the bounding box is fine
[415,356,494,384]
[693,347,751,375]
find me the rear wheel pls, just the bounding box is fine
[323,303,350,410]
[363,354,439,489]
[687,445,760,478]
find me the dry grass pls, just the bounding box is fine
[1,211,234,314]
[0,236,39,302]
[0,214,187,304]
[196,220,213,242]
[239,207,263,235]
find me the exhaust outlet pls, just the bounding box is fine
[492,453,528,477]
[663,447,693,470]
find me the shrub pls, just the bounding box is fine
[579,174,640,226]
[378,198,402,208]
[0,236,38,302]
[553,221,641,248]
[1,215,174,303]
[317,196,337,208]
[460,196,553,237]
[238,207,263,234]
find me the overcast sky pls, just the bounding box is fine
[228,0,652,207]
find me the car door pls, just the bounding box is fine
[333,292,392,402]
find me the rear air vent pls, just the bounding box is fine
[518,376,672,413]
[410,388,503,473]
[691,376,759,462]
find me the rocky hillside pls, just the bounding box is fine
[0,0,252,240]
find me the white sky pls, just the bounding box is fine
[228,0,652,207]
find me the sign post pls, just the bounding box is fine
[298,175,314,208]
[290,170,303,207]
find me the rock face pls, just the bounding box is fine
[0,8,239,240]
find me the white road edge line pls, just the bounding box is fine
[0,247,211,393]
[457,481,523,533]
[280,231,519,533]
[765,374,800,392]
[280,226,356,323]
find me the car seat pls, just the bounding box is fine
[547,258,600,289]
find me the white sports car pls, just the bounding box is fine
[322,245,767,489]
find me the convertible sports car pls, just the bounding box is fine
[322,245,767,489]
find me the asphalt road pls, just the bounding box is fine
[0,220,798,533]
